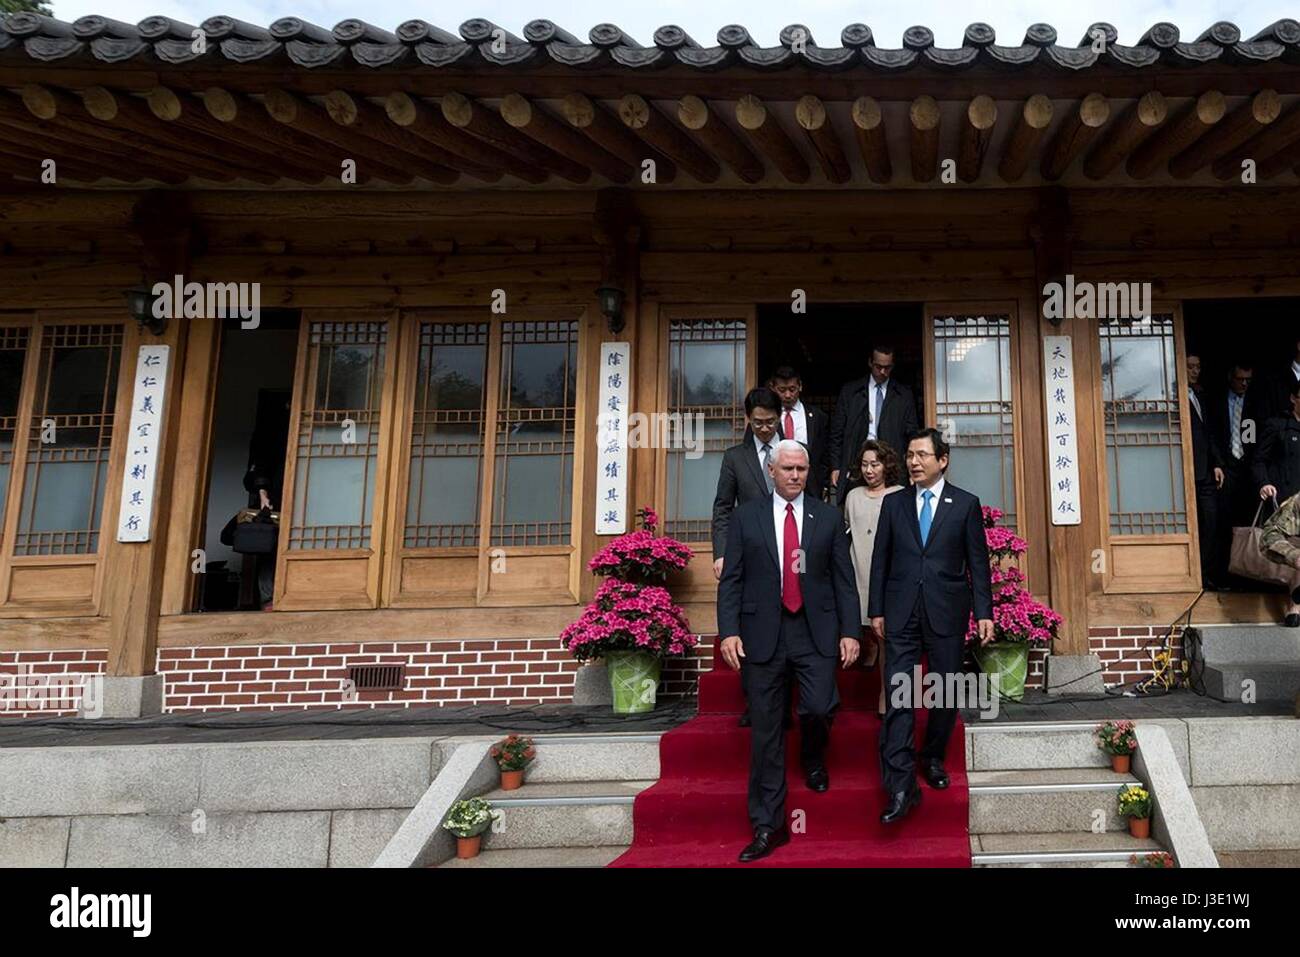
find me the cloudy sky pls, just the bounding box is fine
[41,0,1299,48]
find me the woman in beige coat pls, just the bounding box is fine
[843,439,905,716]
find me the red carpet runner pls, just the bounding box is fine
[610,648,971,867]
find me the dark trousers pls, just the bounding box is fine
[743,609,839,832]
[879,596,963,794]
[1194,478,1219,585]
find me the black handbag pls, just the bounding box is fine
[231,508,279,555]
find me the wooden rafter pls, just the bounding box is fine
[617,94,720,183]
[676,95,761,183]
[1041,93,1109,181]
[499,94,632,183]
[998,94,1053,183]
[795,95,850,184]
[850,96,891,184]
[1084,92,1167,179]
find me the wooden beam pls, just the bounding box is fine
[321,90,469,184]
[793,95,850,184]
[998,94,1053,183]
[135,86,329,185]
[263,88,415,184]
[1040,93,1109,181]
[0,141,109,182]
[1127,91,1226,179]
[617,94,720,183]
[909,95,940,183]
[676,95,760,183]
[850,96,891,183]
[735,94,809,184]
[383,91,547,184]
[1211,104,1300,179]
[17,85,245,184]
[500,93,632,183]
[0,97,188,184]
[562,93,676,183]
[1083,91,1167,179]
[441,91,589,183]
[1255,140,1300,180]
[1168,89,1281,179]
[202,87,396,186]
[957,94,998,183]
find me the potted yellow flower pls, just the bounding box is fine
[1117,784,1153,839]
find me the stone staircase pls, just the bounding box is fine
[1194,625,1300,703]
[968,722,1171,867]
[439,732,660,868]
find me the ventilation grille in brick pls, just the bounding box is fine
[348,663,405,692]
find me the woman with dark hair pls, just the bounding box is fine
[843,439,905,716]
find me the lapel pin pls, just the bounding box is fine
[944,498,953,504]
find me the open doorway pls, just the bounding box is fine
[1184,297,1300,593]
[756,303,924,421]
[197,311,299,611]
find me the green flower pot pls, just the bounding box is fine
[606,650,662,714]
[974,641,1029,702]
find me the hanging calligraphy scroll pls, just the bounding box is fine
[115,344,171,542]
[595,342,632,535]
[1043,335,1082,526]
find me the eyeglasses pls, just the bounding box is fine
[905,451,937,462]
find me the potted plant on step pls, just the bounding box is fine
[1130,851,1175,868]
[442,797,499,859]
[968,507,1061,702]
[562,507,699,714]
[1095,719,1138,772]
[1117,784,1153,839]
[492,734,535,791]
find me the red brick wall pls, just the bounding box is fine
[1088,626,1185,688]
[0,650,107,717]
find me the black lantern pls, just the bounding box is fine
[596,284,625,335]
[126,285,167,335]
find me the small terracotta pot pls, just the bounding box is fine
[1111,754,1131,774]
[1129,816,1151,839]
[456,834,482,859]
[501,769,524,791]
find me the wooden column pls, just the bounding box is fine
[1030,187,1092,656]
[102,192,197,677]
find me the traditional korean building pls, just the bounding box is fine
[2,12,1300,716]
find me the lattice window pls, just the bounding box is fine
[14,324,122,556]
[405,322,488,548]
[932,314,1017,527]
[0,327,31,550]
[1099,316,1187,535]
[289,322,387,550]
[665,319,748,542]
[490,320,577,546]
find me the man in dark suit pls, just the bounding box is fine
[718,439,861,862]
[711,387,782,579]
[828,345,920,505]
[1254,377,1300,506]
[768,364,828,499]
[1262,336,1300,421]
[868,427,994,825]
[1187,354,1226,589]
[1206,361,1267,538]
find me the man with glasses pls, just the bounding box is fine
[1208,362,1266,551]
[868,428,994,825]
[828,345,919,506]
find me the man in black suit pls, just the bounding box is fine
[828,345,920,505]
[1254,378,1300,506]
[1207,361,1266,538]
[1262,336,1300,421]
[718,439,861,862]
[711,387,782,579]
[1187,354,1226,589]
[768,364,829,499]
[869,427,994,825]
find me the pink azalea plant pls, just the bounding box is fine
[564,505,698,661]
[588,506,693,582]
[561,578,697,661]
[1095,719,1138,756]
[966,506,1062,647]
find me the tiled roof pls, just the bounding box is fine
[3,15,1300,72]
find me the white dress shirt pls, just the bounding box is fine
[1291,360,1300,382]
[867,379,888,440]
[773,491,805,593]
[782,400,809,445]
[915,477,946,521]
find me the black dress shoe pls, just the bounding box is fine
[921,760,950,790]
[880,786,922,825]
[738,826,790,862]
[1291,586,1300,605]
[805,766,829,792]
[1285,614,1300,628]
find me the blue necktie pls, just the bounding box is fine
[919,490,934,545]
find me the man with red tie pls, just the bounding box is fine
[717,439,861,862]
